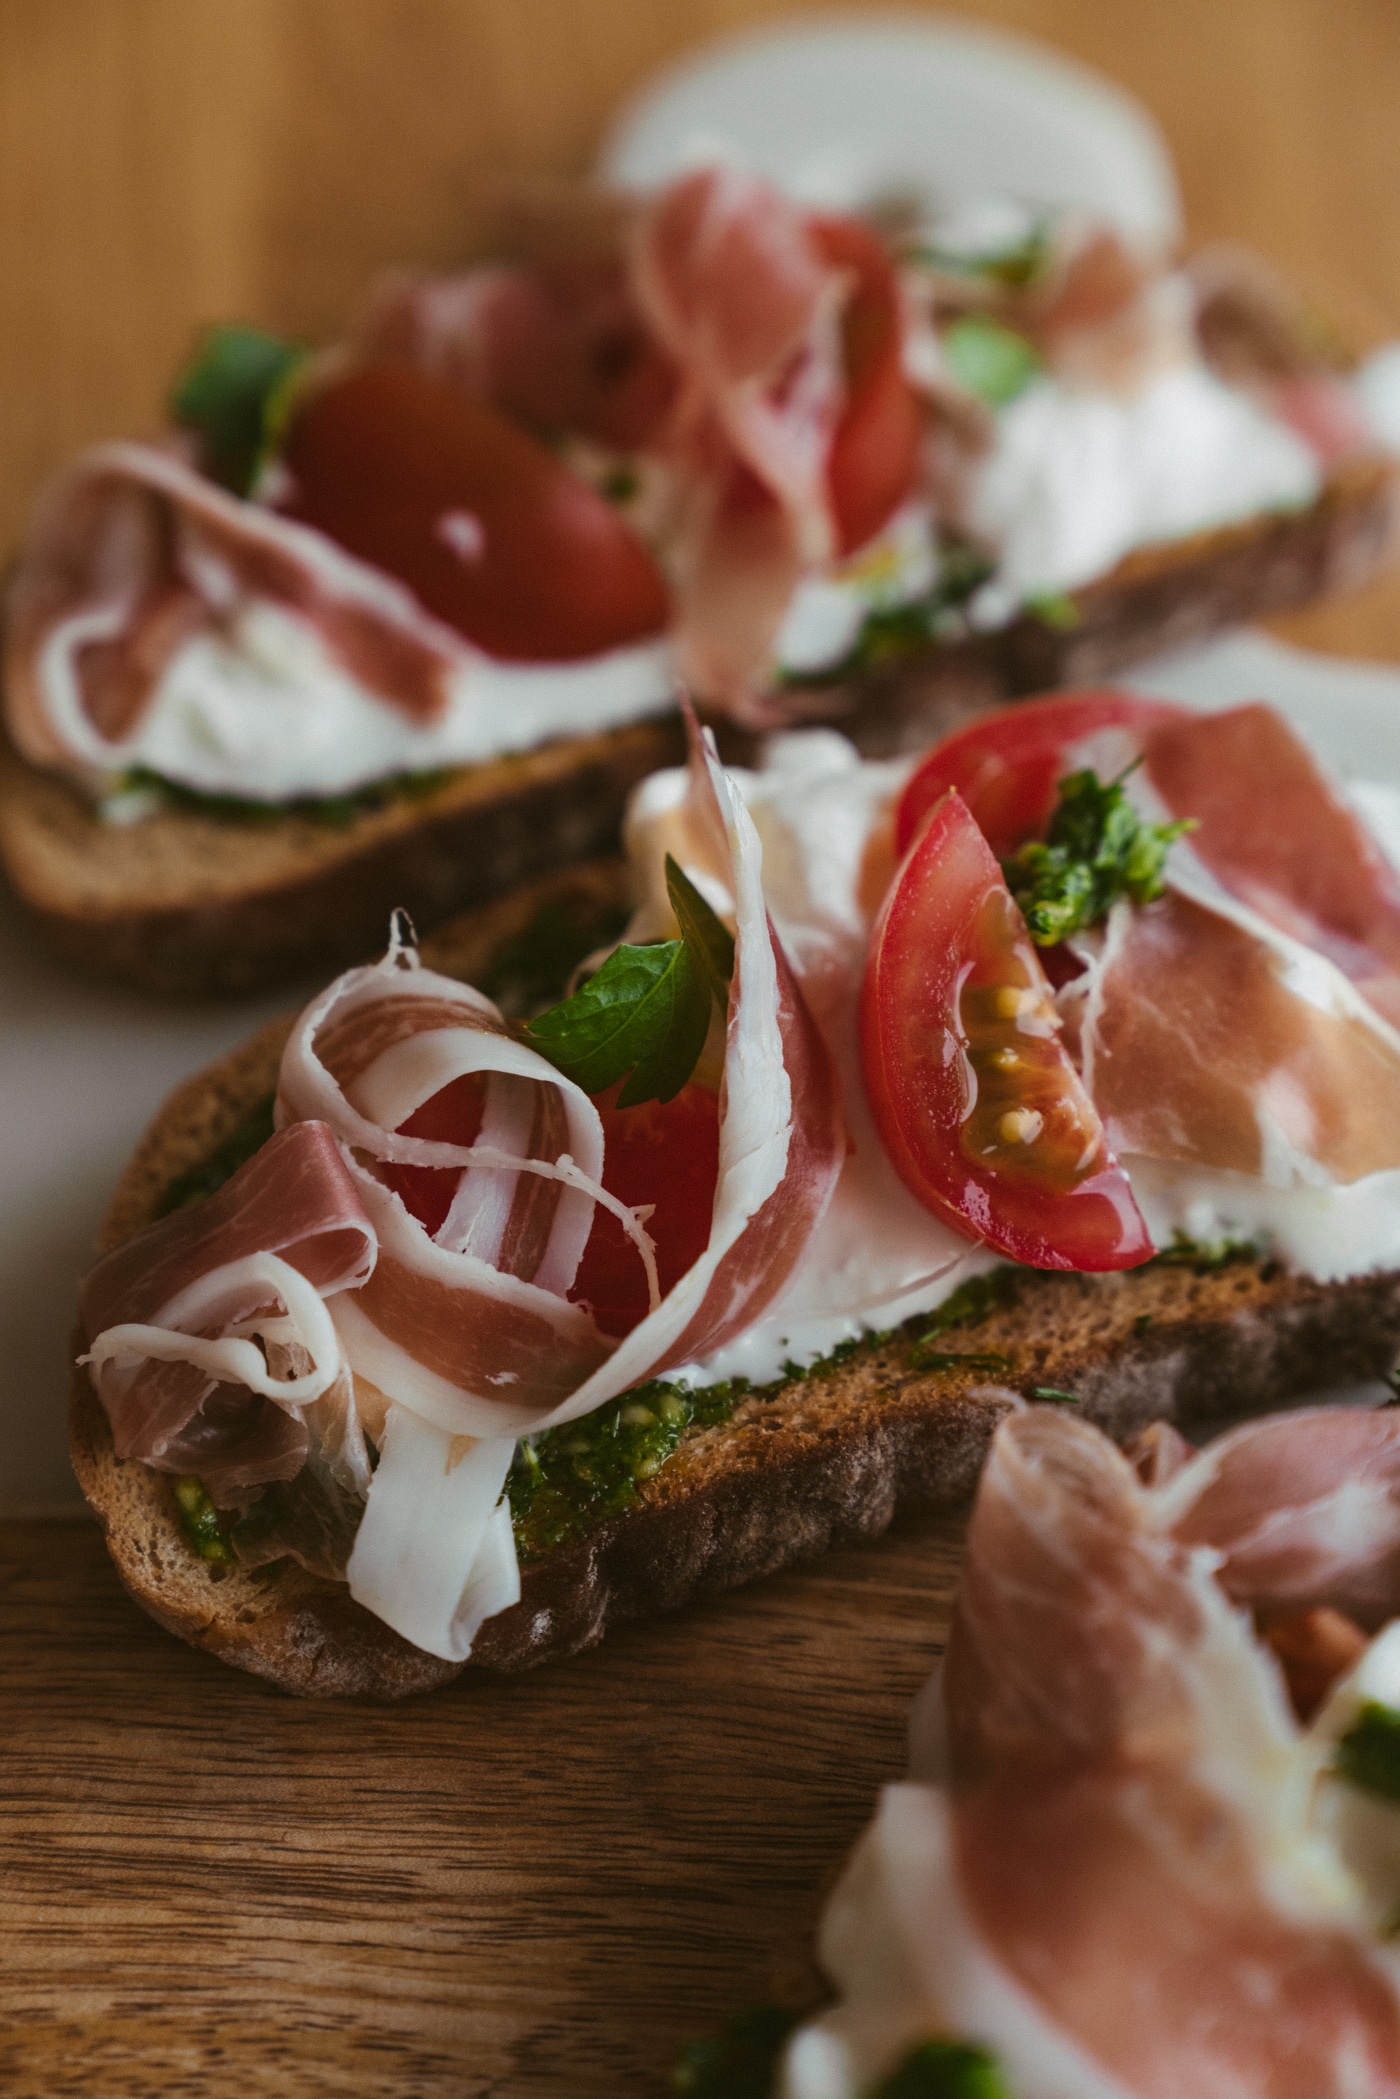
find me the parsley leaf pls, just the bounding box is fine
[525,856,733,1108]
[1001,762,1194,946]
[942,315,1041,407]
[872,2037,1013,2098]
[170,324,307,494]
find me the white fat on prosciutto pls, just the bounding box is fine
[785,1405,1400,2099]
[4,440,479,792]
[78,1121,377,1505]
[267,713,844,1659]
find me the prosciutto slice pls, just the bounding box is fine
[1144,703,1400,1027]
[79,1121,376,1503]
[5,439,476,782]
[262,708,844,1655]
[1068,881,1400,1187]
[788,1405,1400,2099]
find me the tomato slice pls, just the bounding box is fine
[278,362,671,661]
[382,1066,719,1337]
[570,1080,721,1338]
[895,690,1189,859]
[381,1072,487,1235]
[861,788,1153,1271]
[810,215,925,556]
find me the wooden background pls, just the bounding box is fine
[7,3,1400,2094]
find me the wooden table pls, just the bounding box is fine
[2,1513,962,2096]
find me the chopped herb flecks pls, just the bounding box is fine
[778,533,993,687]
[119,764,454,832]
[1149,1229,1260,1272]
[1002,762,1194,947]
[1336,1702,1400,1802]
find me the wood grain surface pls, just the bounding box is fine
[1,1511,962,2097]
[9,3,1400,2094]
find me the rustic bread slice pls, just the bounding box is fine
[7,455,1397,994]
[69,861,1400,1699]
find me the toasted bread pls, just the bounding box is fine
[5,449,1395,995]
[68,861,1400,1699]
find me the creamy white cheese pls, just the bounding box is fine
[773,501,941,675]
[966,360,1320,622]
[110,599,677,802]
[623,729,1400,1393]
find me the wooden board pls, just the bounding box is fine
[0,1510,962,2096]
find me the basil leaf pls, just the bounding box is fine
[170,324,306,494]
[942,315,1041,407]
[665,853,734,1014]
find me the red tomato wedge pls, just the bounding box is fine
[861,788,1153,1271]
[811,214,925,557]
[382,1068,720,1339]
[895,690,1188,859]
[571,1080,721,1338]
[278,362,672,662]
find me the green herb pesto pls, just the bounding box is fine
[173,1477,236,1566]
[1336,1702,1400,1802]
[510,1377,746,1560]
[672,2002,799,2099]
[156,1093,277,1218]
[1001,762,1194,947]
[903,1271,1020,1374]
[170,323,307,496]
[119,763,456,832]
[872,2037,1013,2099]
[942,315,1042,408]
[777,535,994,689]
[1148,1229,1261,1272]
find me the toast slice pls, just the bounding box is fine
[68,860,1400,1699]
[6,453,1395,996]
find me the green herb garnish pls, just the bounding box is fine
[872,2037,1013,2099]
[1022,589,1081,631]
[173,1477,236,1566]
[942,315,1041,407]
[777,533,994,687]
[1336,1702,1400,1801]
[1001,762,1194,947]
[156,1094,277,1218]
[907,1347,1012,1375]
[672,2002,799,2099]
[119,763,453,832]
[913,223,1052,291]
[170,323,307,495]
[525,855,733,1107]
[1148,1229,1260,1271]
[1031,1386,1080,1405]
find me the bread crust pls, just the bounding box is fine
[7,456,1397,991]
[68,866,1400,1699]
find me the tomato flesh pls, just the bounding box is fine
[383,1067,720,1337]
[571,1080,721,1338]
[861,788,1152,1271]
[895,690,1188,859]
[810,215,925,556]
[278,362,671,661]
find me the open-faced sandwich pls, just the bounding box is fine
[67,682,1400,1696]
[724,1399,1400,2099]
[4,164,1396,991]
